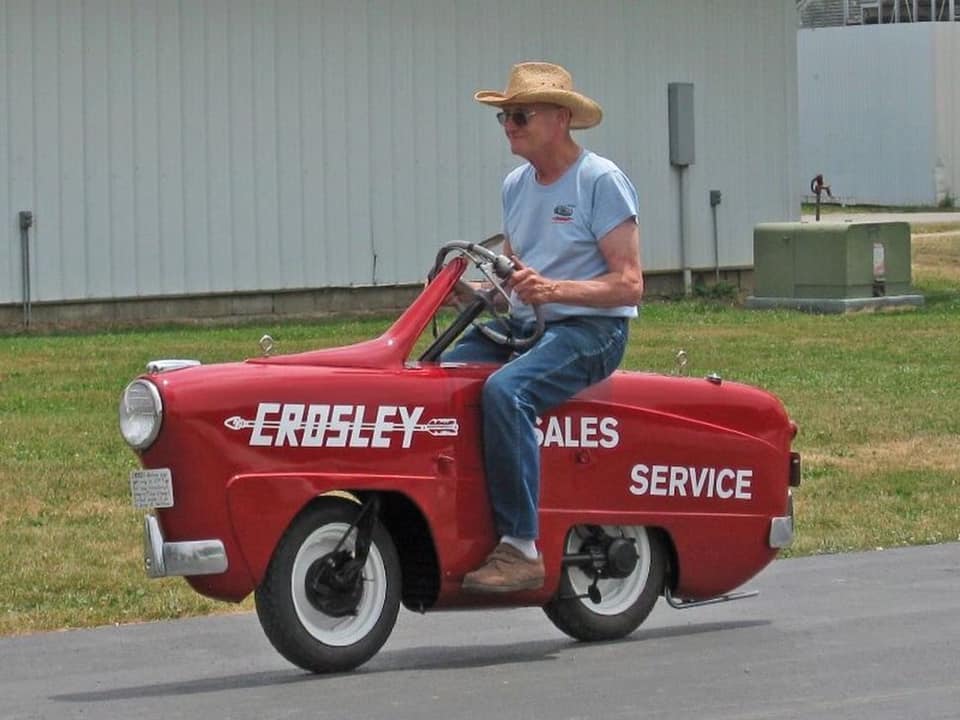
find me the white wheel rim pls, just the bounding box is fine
[291,522,388,647]
[564,526,652,616]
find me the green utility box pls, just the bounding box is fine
[747,222,924,312]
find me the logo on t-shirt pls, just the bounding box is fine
[552,204,575,223]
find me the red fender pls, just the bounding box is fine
[225,473,434,589]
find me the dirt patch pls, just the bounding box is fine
[913,236,960,284]
[805,435,960,475]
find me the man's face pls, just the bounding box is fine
[497,103,569,158]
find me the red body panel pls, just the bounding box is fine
[133,259,796,606]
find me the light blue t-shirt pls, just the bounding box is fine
[503,150,640,323]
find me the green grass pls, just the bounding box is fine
[1,238,958,636]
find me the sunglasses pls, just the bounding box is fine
[496,109,537,127]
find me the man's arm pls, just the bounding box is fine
[509,219,643,307]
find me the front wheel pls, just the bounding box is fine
[544,525,667,641]
[254,499,401,673]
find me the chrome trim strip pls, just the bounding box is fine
[146,359,201,374]
[143,515,228,578]
[769,491,795,548]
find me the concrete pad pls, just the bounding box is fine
[745,293,925,313]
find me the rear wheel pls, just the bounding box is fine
[255,500,401,673]
[544,525,666,641]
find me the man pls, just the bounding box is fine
[446,61,643,593]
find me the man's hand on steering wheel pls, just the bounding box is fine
[425,241,546,355]
[508,256,559,305]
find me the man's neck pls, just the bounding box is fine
[529,138,582,185]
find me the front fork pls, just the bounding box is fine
[304,495,381,618]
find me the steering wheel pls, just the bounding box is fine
[427,241,546,354]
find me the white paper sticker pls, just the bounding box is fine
[130,468,174,509]
[873,242,886,279]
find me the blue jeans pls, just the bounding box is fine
[443,315,629,540]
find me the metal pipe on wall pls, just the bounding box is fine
[19,211,33,327]
[678,169,691,294]
[710,190,722,283]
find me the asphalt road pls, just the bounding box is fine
[2,543,959,720]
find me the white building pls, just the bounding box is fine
[799,0,959,27]
[798,21,960,206]
[1,1,800,326]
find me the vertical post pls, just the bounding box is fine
[710,190,722,283]
[19,211,33,327]
[678,169,691,294]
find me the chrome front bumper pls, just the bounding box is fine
[143,514,228,578]
[768,491,795,549]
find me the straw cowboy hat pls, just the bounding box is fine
[474,62,603,130]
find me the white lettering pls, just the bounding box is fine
[629,464,649,495]
[543,416,564,447]
[627,463,754,501]
[397,405,424,448]
[371,406,396,448]
[669,466,687,496]
[650,465,668,496]
[533,415,620,449]
[716,468,735,499]
[325,405,353,447]
[533,417,545,446]
[276,404,305,447]
[250,403,280,446]
[579,416,598,448]
[348,405,370,448]
[599,417,619,448]
[232,403,451,449]
[302,405,330,447]
[691,466,712,496]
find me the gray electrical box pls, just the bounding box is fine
[668,82,695,166]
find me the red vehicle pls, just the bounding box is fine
[119,241,800,673]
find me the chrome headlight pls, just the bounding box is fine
[119,379,163,450]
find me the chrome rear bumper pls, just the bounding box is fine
[769,491,795,549]
[143,514,228,578]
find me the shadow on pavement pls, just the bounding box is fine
[51,619,769,703]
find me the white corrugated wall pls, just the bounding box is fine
[1,0,798,305]
[934,23,960,204]
[798,23,941,205]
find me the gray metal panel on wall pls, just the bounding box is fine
[1,0,798,305]
[798,24,937,206]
